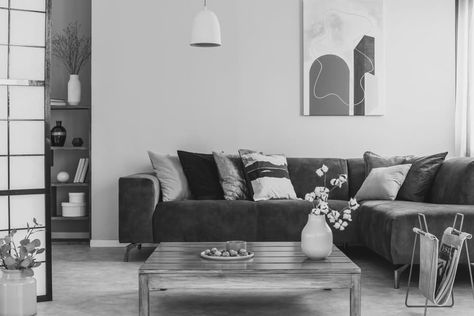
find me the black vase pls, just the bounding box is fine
[51,121,66,147]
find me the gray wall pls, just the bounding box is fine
[91,0,456,243]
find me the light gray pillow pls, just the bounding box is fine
[355,164,412,201]
[212,152,249,200]
[148,151,192,201]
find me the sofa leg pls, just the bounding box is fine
[394,264,410,289]
[124,243,141,262]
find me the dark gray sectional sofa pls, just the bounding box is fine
[119,156,474,288]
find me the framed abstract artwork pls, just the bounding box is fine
[303,0,385,116]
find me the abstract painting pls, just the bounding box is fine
[303,0,384,116]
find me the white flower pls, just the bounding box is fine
[343,209,351,214]
[342,221,348,227]
[317,201,329,214]
[330,178,337,186]
[334,221,341,229]
[314,186,329,195]
[305,193,315,202]
[339,174,348,184]
[339,226,345,231]
[332,210,341,220]
[321,164,328,173]
[343,213,352,221]
[315,168,324,177]
[311,208,321,215]
[327,213,336,223]
[348,198,359,210]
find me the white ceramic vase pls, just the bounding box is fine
[301,214,333,260]
[67,74,81,105]
[0,270,37,316]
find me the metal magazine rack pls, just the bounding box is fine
[405,213,474,315]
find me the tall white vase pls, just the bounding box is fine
[67,74,81,105]
[0,270,37,316]
[301,214,333,260]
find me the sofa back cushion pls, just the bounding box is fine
[429,158,474,205]
[347,158,366,198]
[287,158,349,200]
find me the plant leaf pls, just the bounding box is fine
[20,258,32,268]
[20,239,30,246]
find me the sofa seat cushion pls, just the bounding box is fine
[255,199,359,245]
[358,200,474,264]
[153,200,257,242]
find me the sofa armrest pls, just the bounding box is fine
[119,172,160,244]
[429,158,474,205]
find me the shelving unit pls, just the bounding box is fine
[50,104,91,240]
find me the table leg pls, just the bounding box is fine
[350,274,361,316]
[139,274,150,316]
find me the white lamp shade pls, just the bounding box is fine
[190,7,222,47]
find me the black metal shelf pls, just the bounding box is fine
[52,216,89,221]
[51,146,88,151]
[51,105,90,110]
[51,182,89,187]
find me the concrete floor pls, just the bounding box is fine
[37,244,474,316]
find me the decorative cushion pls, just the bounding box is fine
[355,164,412,201]
[147,151,192,201]
[177,150,224,200]
[397,152,448,202]
[213,152,250,201]
[238,149,297,201]
[363,151,414,176]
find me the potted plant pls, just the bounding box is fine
[0,219,45,316]
[52,22,91,106]
[301,165,359,260]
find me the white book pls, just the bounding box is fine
[79,158,89,183]
[74,158,85,183]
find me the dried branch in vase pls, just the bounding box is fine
[52,22,91,75]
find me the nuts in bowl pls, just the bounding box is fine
[201,247,254,261]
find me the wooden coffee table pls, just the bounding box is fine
[139,242,361,316]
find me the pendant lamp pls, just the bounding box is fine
[190,0,222,47]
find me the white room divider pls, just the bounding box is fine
[0,0,52,301]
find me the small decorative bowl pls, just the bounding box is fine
[226,240,247,252]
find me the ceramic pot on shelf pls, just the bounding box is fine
[67,74,81,106]
[301,214,333,260]
[0,270,37,316]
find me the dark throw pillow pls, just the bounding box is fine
[177,150,224,200]
[363,151,415,176]
[397,152,448,202]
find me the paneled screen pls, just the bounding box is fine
[0,0,51,301]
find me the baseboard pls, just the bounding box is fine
[90,240,127,247]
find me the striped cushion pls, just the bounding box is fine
[239,149,297,201]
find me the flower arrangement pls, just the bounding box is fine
[305,165,359,231]
[52,22,91,74]
[0,218,45,276]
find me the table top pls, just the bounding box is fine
[139,242,361,275]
